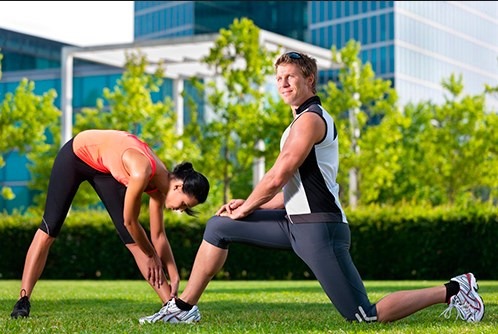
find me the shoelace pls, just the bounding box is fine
[158,300,177,315]
[440,303,456,320]
[440,296,470,321]
[156,304,169,315]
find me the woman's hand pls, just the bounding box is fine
[169,277,180,299]
[146,253,164,289]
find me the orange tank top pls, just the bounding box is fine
[72,129,157,188]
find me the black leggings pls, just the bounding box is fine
[203,210,378,322]
[39,138,134,244]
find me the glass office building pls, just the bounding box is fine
[1,1,497,211]
[308,1,498,107]
[135,1,498,108]
[134,1,308,41]
[0,29,126,212]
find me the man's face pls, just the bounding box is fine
[276,63,313,108]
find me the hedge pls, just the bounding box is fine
[1,204,497,281]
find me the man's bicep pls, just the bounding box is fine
[279,115,324,166]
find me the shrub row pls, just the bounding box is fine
[2,205,497,281]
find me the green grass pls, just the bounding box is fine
[1,279,497,333]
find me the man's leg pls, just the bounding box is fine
[139,210,291,324]
[178,210,290,305]
[376,286,446,322]
[178,240,228,305]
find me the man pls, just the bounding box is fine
[139,51,484,324]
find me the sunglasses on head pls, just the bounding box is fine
[285,51,302,59]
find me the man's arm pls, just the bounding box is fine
[225,112,325,219]
[259,192,285,209]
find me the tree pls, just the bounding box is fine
[0,52,60,206]
[322,39,401,207]
[322,40,498,207]
[393,74,498,205]
[29,51,189,209]
[187,18,289,203]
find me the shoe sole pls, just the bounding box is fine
[11,311,29,319]
[162,310,201,323]
[139,309,201,324]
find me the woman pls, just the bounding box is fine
[11,129,210,318]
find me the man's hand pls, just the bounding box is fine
[216,199,245,216]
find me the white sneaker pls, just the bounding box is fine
[440,273,484,322]
[139,298,201,324]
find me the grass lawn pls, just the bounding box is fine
[1,279,496,333]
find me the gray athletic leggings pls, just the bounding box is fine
[203,210,378,322]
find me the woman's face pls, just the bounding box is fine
[164,181,199,213]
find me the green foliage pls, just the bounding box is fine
[35,51,189,208]
[323,40,498,207]
[0,209,206,280]
[386,74,498,206]
[3,205,498,281]
[0,75,60,204]
[323,40,400,206]
[74,51,180,156]
[347,203,498,279]
[1,186,14,200]
[187,18,290,203]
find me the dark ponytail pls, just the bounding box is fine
[172,162,210,214]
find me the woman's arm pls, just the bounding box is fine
[122,151,156,257]
[149,193,180,297]
[122,149,163,288]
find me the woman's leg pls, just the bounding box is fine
[126,243,172,303]
[19,230,56,297]
[18,139,85,299]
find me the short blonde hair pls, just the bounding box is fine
[274,51,318,94]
